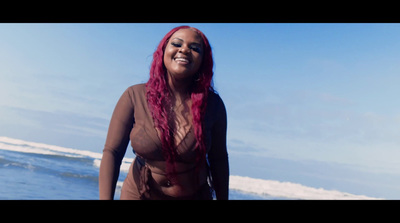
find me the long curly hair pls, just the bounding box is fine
[145,26,214,184]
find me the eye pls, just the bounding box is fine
[190,45,201,53]
[171,42,181,47]
[190,43,203,53]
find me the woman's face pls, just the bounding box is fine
[163,28,203,81]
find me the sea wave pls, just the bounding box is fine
[0,136,382,200]
[229,175,382,200]
[0,136,103,159]
[0,136,134,171]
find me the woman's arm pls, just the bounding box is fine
[99,88,135,200]
[208,96,229,200]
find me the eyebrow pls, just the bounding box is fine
[171,37,202,46]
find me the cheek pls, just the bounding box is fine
[163,46,175,66]
[193,55,203,70]
[163,51,169,64]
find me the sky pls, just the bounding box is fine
[1,23,400,198]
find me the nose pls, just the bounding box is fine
[179,45,191,54]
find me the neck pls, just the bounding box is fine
[167,73,192,102]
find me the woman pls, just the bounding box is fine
[99,26,229,200]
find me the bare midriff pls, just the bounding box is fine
[145,159,208,197]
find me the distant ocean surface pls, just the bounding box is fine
[0,137,381,200]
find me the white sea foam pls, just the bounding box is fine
[229,175,382,200]
[0,141,63,156]
[0,136,102,159]
[0,136,134,165]
[0,136,383,200]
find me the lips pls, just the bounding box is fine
[174,56,190,64]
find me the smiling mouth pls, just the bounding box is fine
[174,57,190,64]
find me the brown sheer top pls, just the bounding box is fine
[99,84,229,199]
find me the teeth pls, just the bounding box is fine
[175,58,189,62]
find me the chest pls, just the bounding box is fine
[129,97,210,162]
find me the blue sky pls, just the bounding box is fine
[1,23,400,198]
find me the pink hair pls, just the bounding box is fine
[146,26,214,184]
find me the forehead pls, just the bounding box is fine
[170,29,203,43]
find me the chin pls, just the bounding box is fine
[170,69,196,80]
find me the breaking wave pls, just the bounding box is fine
[0,136,382,200]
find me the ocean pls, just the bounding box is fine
[0,136,381,200]
[0,136,266,200]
